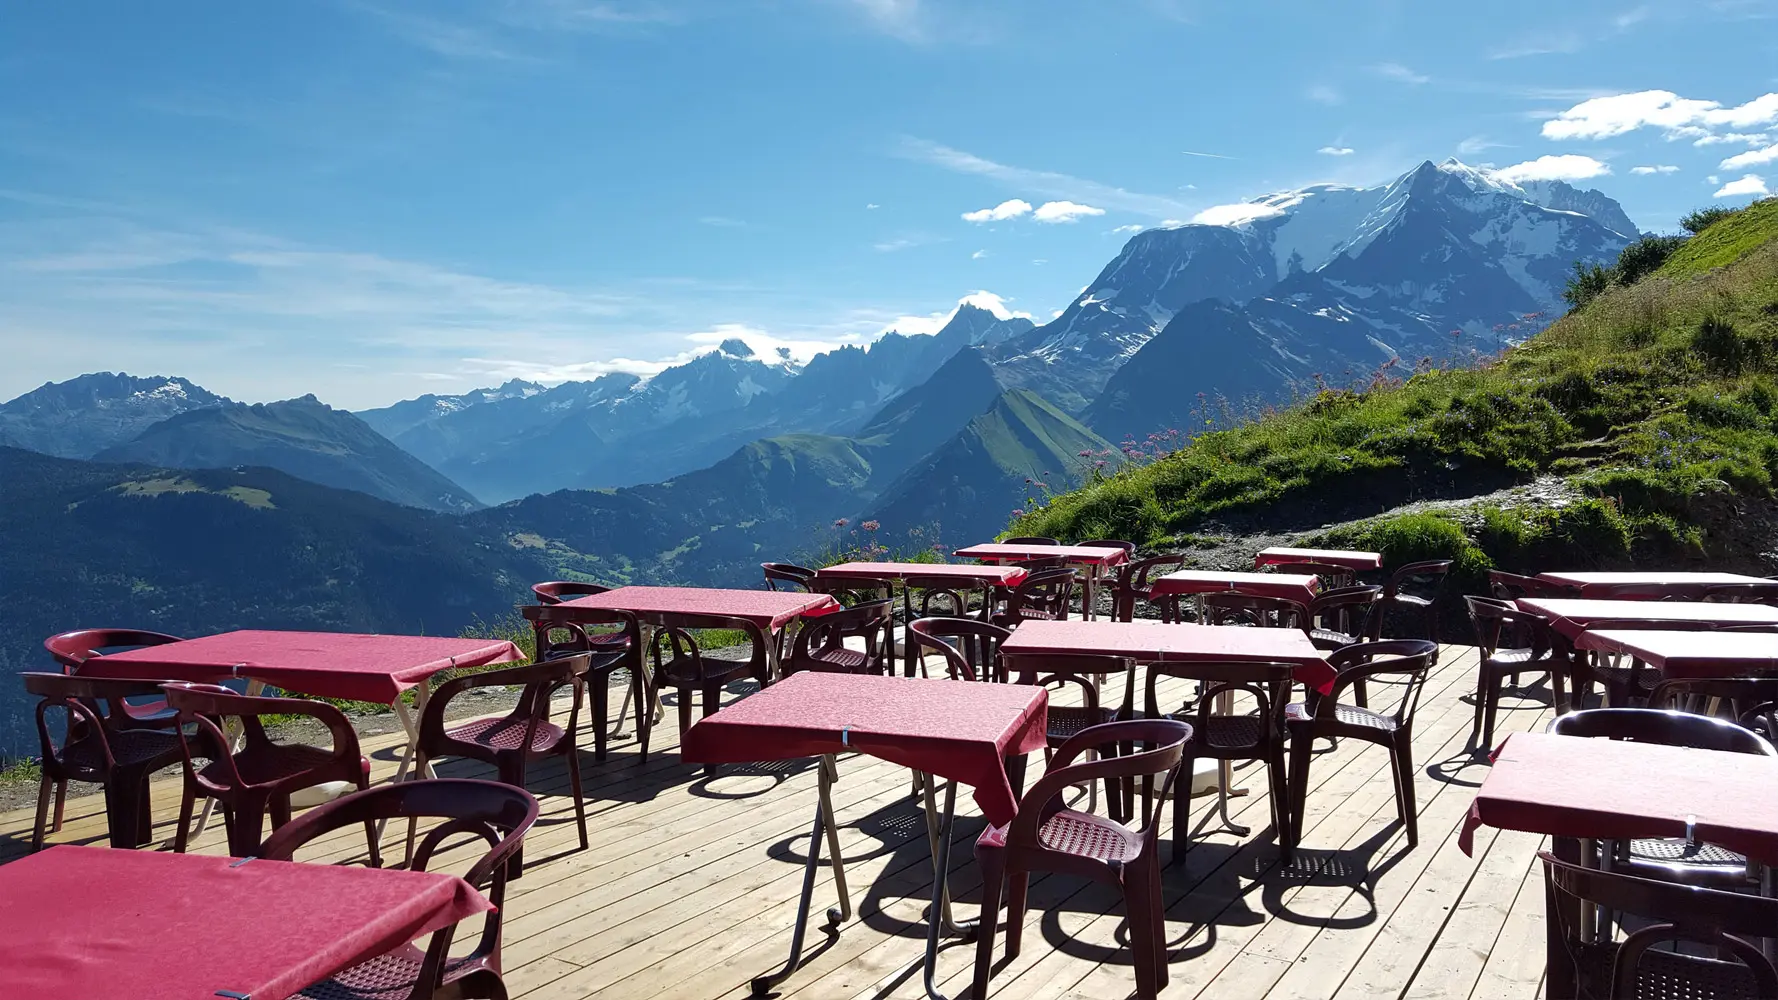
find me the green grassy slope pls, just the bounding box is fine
[1660,197,1778,278]
[1014,220,1778,578]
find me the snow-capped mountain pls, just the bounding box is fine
[0,372,231,458]
[996,158,1634,413]
[358,379,547,442]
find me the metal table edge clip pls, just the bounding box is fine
[215,991,251,999]
[229,856,257,868]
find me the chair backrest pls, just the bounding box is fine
[522,604,639,662]
[1000,568,1076,623]
[1548,707,1778,755]
[1385,559,1452,600]
[649,616,770,684]
[1701,581,1778,605]
[1110,552,1189,621]
[1286,561,1358,588]
[1540,850,1778,1000]
[1319,639,1439,725]
[1145,660,1294,741]
[530,581,609,606]
[261,778,540,982]
[1003,536,1059,546]
[43,628,183,670]
[420,653,592,755]
[907,618,1011,681]
[1464,595,1552,659]
[162,682,363,794]
[1308,584,1383,639]
[787,599,894,675]
[1488,570,1579,600]
[1202,593,1309,630]
[21,672,178,776]
[1009,719,1191,857]
[903,575,978,619]
[1079,539,1137,556]
[761,563,817,592]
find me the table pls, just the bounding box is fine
[80,630,525,799]
[1516,597,1778,640]
[952,543,1130,620]
[817,562,1030,672]
[556,585,840,677]
[1150,569,1320,606]
[681,671,1048,1000]
[1459,731,1778,998]
[0,845,490,1000]
[1574,628,1778,678]
[1536,570,1771,598]
[1254,547,1382,571]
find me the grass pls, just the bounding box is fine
[1013,217,1778,575]
[1660,197,1778,278]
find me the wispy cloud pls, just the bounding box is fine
[1180,149,1235,160]
[1305,84,1343,106]
[1630,164,1680,174]
[1487,32,1584,59]
[1715,173,1770,197]
[1494,154,1612,183]
[1457,135,1509,155]
[872,232,945,252]
[1317,146,1355,156]
[1032,201,1104,223]
[697,215,746,228]
[353,0,681,61]
[1110,224,1144,235]
[898,138,1188,219]
[1190,202,1285,226]
[970,249,988,259]
[1371,62,1430,85]
[1722,144,1778,169]
[961,199,1032,223]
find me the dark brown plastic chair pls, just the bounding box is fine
[44,628,184,724]
[991,568,1076,628]
[1003,536,1060,546]
[262,779,539,1000]
[901,574,979,621]
[1306,584,1383,650]
[1548,707,1775,889]
[1200,593,1309,630]
[416,652,595,872]
[761,562,818,592]
[1540,850,1778,1000]
[1074,541,1137,616]
[21,672,185,851]
[521,603,643,761]
[1004,651,1136,816]
[643,617,769,762]
[973,719,1192,1000]
[1080,539,1137,555]
[1108,552,1189,622]
[1573,618,1719,708]
[1488,569,1580,600]
[1465,596,1568,750]
[1284,639,1438,859]
[1145,660,1295,865]
[784,599,894,676]
[529,580,634,656]
[907,617,1010,682]
[1382,560,1452,641]
[164,682,380,863]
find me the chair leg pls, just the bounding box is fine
[228,795,268,858]
[1284,728,1313,863]
[1004,868,1030,959]
[357,775,382,868]
[1123,867,1165,999]
[590,673,610,762]
[174,785,196,854]
[102,774,148,849]
[1395,735,1418,846]
[1170,753,1195,867]
[1267,748,1290,857]
[1481,673,1502,755]
[30,773,52,852]
[136,776,154,845]
[635,669,653,762]
[51,778,67,832]
[676,684,694,738]
[567,745,590,852]
[1550,668,1568,720]
[973,848,1005,1000]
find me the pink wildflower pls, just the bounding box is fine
[833,518,849,528]
[861,520,880,531]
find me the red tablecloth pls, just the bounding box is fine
[1460,732,1778,866]
[1536,570,1770,598]
[1000,619,1337,694]
[0,845,491,1000]
[816,562,1027,586]
[1574,629,1778,678]
[1149,570,1320,604]
[1254,547,1382,571]
[952,543,1131,568]
[1516,597,1778,640]
[560,585,840,630]
[81,631,525,704]
[680,672,1047,824]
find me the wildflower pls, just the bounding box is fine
[1011,509,1026,518]
[861,520,880,531]
[931,542,947,553]
[833,518,849,528]
[1078,450,1092,457]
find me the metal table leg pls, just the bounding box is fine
[751,754,850,996]
[922,777,969,1000]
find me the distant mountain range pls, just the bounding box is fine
[0,372,232,457]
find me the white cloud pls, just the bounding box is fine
[1031,201,1105,223]
[1306,84,1343,106]
[1630,164,1680,174]
[1693,132,1769,146]
[1317,146,1355,156]
[1721,145,1778,169]
[899,137,1188,218]
[1180,150,1235,160]
[697,215,745,227]
[865,202,880,209]
[1189,202,1286,226]
[1493,154,1613,183]
[970,249,988,259]
[879,290,1031,335]
[1487,33,1584,59]
[1458,135,1508,155]
[1110,224,1144,234]
[1542,90,1778,140]
[1371,62,1430,85]
[961,199,1032,223]
[1715,173,1771,198]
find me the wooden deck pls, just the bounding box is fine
[0,641,1560,999]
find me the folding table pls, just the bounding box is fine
[0,844,490,1000]
[1254,547,1382,571]
[1149,569,1321,607]
[681,671,1047,1000]
[816,562,1028,671]
[1535,570,1771,599]
[1460,731,1778,999]
[951,543,1130,620]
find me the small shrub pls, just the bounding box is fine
[1692,315,1756,374]
[1563,261,1613,310]
[1681,205,1739,235]
[1614,234,1689,286]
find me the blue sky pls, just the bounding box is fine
[2,0,1776,409]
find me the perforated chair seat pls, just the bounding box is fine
[1037,809,1143,863]
[1628,837,1747,867]
[1046,706,1118,742]
[1309,628,1362,651]
[1593,664,1659,693]
[1485,647,1550,670]
[62,728,181,772]
[1288,701,1400,734]
[444,716,569,753]
[294,945,492,1000]
[199,742,349,786]
[1573,939,1764,1000]
[804,646,873,674]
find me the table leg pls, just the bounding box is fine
[919,772,971,936]
[1213,687,1251,834]
[819,754,852,922]
[1546,836,1582,1000]
[922,777,968,1000]
[376,681,435,843]
[192,678,268,838]
[751,757,849,997]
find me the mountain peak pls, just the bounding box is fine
[717,337,754,359]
